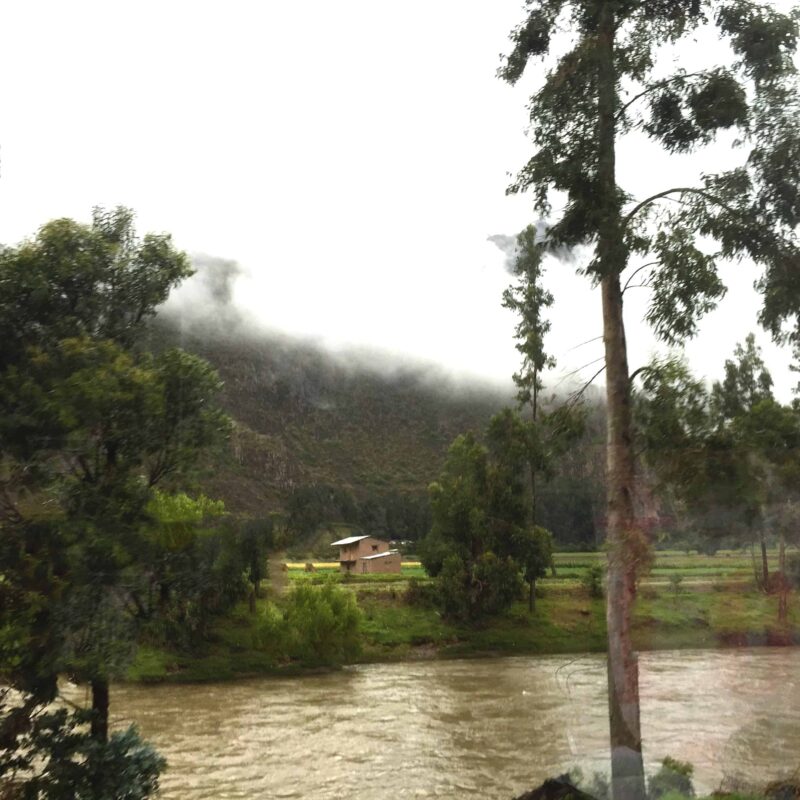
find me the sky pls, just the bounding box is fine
[0,0,796,399]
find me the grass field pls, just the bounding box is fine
[126,548,798,683]
[282,550,761,591]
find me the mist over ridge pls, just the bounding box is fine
[161,253,523,400]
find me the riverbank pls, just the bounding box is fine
[126,560,800,682]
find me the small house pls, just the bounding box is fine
[330,535,402,574]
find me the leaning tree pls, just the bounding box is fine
[500,2,800,798]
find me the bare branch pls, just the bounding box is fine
[616,71,706,120]
[624,187,738,227]
[554,356,606,389]
[567,365,607,406]
[622,262,658,294]
[566,335,603,352]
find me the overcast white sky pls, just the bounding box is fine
[1,1,796,398]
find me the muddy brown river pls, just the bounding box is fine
[83,648,800,799]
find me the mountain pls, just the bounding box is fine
[149,318,511,517]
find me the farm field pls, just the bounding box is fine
[127,548,799,683]
[285,549,761,589]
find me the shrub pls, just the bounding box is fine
[252,602,289,665]
[648,756,695,800]
[404,577,437,607]
[570,767,610,800]
[472,552,523,616]
[284,581,362,667]
[581,563,605,599]
[437,554,471,620]
[436,552,522,622]
[0,707,164,800]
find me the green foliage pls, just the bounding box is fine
[237,516,275,598]
[501,225,555,412]
[785,553,800,589]
[648,757,695,800]
[638,339,800,556]
[0,208,231,793]
[581,563,605,599]
[403,576,438,607]
[570,767,610,800]
[0,207,191,367]
[435,552,522,621]
[515,526,555,585]
[421,428,530,621]
[252,602,290,665]
[0,703,164,800]
[473,552,525,616]
[283,581,362,667]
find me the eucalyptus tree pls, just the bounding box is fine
[502,224,556,426]
[500,3,800,798]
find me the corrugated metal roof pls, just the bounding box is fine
[330,535,370,546]
[360,550,400,561]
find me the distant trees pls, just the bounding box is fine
[501,1,800,795]
[0,208,230,795]
[638,336,800,602]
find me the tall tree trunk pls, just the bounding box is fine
[529,578,536,612]
[760,530,769,590]
[602,276,645,800]
[779,531,786,574]
[778,531,788,625]
[91,678,109,743]
[597,4,646,800]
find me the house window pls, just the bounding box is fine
[372,545,378,552]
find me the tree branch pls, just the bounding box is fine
[554,356,606,389]
[567,365,607,406]
[629,365,657,384]
[623,187,738,227]
[622,262,658,294]
[616,71,706,120]
[566,335,603,352]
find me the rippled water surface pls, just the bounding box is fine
[96,649,800,799]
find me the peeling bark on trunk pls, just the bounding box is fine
[597,4,646,799]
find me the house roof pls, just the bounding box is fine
[330,535,370,547]
[360,550,400,561]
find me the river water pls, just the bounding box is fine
[95,648,800,799]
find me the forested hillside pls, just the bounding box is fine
[146,260,607,548]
